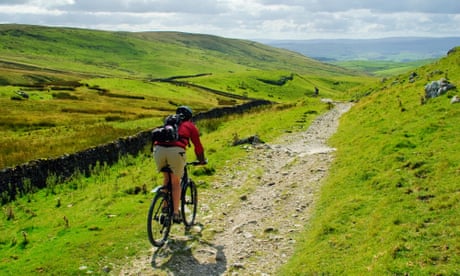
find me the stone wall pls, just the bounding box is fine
[0,131,151,204]
[0,100,273,204]
[193,99,272,121]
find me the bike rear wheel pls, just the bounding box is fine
[181,179,197,227]
[147,192,172,247]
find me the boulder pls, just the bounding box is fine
[424,78,456,99]
[451,95,460,104]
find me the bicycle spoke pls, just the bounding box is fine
[181,180,197,227]
[149,162,200,246]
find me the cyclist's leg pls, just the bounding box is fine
[170,173,181,215]
[164,147,186,219]
[154,146,171,210]
[161,171,170,185]
[160,171,170,210]
[153,146,169,180]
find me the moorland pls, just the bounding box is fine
[0,24,459,275]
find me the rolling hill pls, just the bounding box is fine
[0,24,356,82]
[0,24,372,169]
[0,24,459,275]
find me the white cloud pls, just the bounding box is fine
[0,0,459,39]
[28,0,75,8]
[0,4,67,15]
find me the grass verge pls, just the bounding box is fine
[279,49,460,275]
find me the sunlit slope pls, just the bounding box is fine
[281,48,460,274]
[0,24,358,82]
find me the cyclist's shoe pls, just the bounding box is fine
[173,213,182,224]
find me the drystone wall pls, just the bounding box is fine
[0,131,151,203]
[0,100,272,203]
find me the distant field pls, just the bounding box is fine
[264,37,460,62]
[0,77,237,168]
[331,59,436,76]
[0,68,373,169]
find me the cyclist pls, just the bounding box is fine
[153,106,206,223]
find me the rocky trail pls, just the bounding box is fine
[120,102,353,275]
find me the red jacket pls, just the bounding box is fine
[155,120,204,156]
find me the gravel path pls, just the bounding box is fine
[120,102,353,275]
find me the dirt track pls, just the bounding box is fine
[120,102,353,275]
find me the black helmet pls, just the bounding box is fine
[176,105,193,120]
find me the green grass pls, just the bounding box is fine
[0,24,358,80]
[183,70,366,101]
[279,48,460,275]
[2,24,459,275]
[333,59,436,76]
[0,99,329,275]
[0,154,155,275]
[0,73,358,168]
[0,24,371,168]
[1,28,341,276]
[0,81,158,168]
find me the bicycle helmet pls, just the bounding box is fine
[176,105,193,120]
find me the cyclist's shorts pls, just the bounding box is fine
[153,146,186,178]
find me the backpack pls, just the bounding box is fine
[151,114,182,143]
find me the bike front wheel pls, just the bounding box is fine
[147,192,172,247]
[181,179,198,227]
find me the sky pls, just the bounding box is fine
[0,0,459,40]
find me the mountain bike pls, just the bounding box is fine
[147,161,201,247]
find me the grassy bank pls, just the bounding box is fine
[280,48,460,274]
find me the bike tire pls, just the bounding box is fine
[147,192,172,247]
[181,179,198,227]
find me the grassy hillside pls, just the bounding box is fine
[0,24,372,169]
[280,48,460,274]
[0,24,353,81]
[1,24,459,275]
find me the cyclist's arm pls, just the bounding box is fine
[188,123,206,163]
